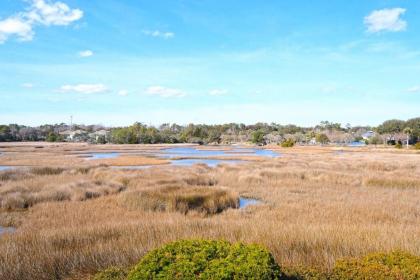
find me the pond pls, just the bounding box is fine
[0,166,13,171]
[86,152,120,160]
[347,141,366,147]
[0,226,15,236]
[87,146,279,168]
[160,147,227,158]
[252,149,279,158]
[111,165,153,170]
[159,147,280,159]
[239,197,261,208]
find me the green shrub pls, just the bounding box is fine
[414,142,420,150]
[331,251,420,280]
[315,133,329,144]
[280,139,295,148]
[93,267,128,280]
[127,239,282,280]
[282,266,328,280]
[251,130,266,145]
[395,142,402,149]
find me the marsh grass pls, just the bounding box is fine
[364,177,420,189]
[120,186,239,215]
[94,156,169,166]
[30,167,65,176]
[0,169,126,210]
[0,143,419,279]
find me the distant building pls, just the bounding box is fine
[362,131,375,140]
[88,130,110,143]
[59,129,88,142]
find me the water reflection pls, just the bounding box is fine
[239,197,261,208]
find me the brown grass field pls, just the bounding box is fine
[0,143,419,279]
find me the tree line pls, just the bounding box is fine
[0,117,419,145]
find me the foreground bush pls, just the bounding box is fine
[415,142,420,150]
[127,239,282,280]
[331,251,420,280]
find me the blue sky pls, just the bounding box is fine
[0,0,419,126]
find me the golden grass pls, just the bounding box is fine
[120,185,238,215]
[0,168,126,210]
[93,156,169,166]
[364,177,420,189]
[0,143,420,279]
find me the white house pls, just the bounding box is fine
[362,131,375,140]
[59,130,88,142]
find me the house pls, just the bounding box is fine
[59,129,88,142]
[362,131,375,140]
[88,130,110,143]
[309,138,317,145]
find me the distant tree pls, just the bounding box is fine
[96,135,107,144]
[0,125,12,141]
[403,127,413,148]
[369,136,383,145]
[317,121,342,131]
[46,132,63,142]
[405,118,420,142]
[280,138,295,147]
[251,130,266,145]
[377,119,406,134]
[207,130,222,144]
[315,133,330,144]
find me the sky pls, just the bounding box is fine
[0,0,419,127]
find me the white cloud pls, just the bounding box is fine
[21,83,34,88]
[142,30,174,39]
[0,17,34,43]
[79,50,93,57]
[118,90,128,96]
[407,86,420,93]
[59,84,108,94]
[27,0,83,26]
[209,89,228,96]
[364,8,407,33]
[0,0,82,44]
[146,86,186,98]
